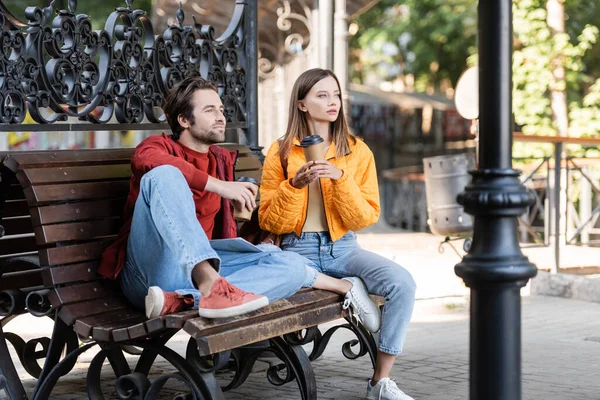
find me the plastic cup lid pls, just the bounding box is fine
[300,135,324,146]
[236,176,259,186]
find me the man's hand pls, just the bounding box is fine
[205,177,258,211]
[291,161,320,189]
[308,160,343,180]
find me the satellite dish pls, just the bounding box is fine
[455,66,479,120]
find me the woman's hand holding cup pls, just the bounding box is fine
[291,161,320,189]
[306,160,343,180]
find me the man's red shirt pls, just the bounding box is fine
[97,133,238,279]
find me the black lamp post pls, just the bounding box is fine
[454,1,538,399]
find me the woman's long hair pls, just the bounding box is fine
[279,68,355,159]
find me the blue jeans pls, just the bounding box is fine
[281,232,416,355]
[120,165,318,310]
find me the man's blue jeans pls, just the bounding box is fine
[281,231,416,356]
[120,165,318,310]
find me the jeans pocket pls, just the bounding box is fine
[330,238,358,259]
[281,234,300,249]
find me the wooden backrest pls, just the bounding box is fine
[0,155,36,259]
[0,144,263,312]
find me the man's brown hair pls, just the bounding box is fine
[163,76,219,140]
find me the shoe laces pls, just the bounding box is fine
[153,291,189,316]
[343,289,370,325]
[343,297,359,325]
[211,278,245,302]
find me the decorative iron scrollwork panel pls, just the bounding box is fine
[0,0,250,127]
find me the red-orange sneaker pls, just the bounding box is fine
[145,287,194,319]
[198,277,269,319]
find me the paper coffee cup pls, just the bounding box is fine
[300,135,325,162]
[233,177,259,222]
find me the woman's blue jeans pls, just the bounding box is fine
[282,231,416,355]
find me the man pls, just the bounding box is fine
[98,76,315,319]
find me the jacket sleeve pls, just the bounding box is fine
[258,142,306,234]
[131,137,209,191]
[330,144,380,231]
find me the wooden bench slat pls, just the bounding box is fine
[4,185,25,201]
[49,281,114,306]
[4,149,134,168]
[234,169,262,183]
[162,288,314,330]
[0,217,33,236]
[0,168,18,185]
[145,315,167,333]
[0,236,37,256]
[58,297,130,325]
[118,322,149,341]
[39,240,109,266]
[17,164,131,187]
[31,198,125,226]
[0,269,44,291]
[183,290,341,336]
[191,302,346,356]
[235,156,263,171]
[74,309,145,339]
[24,180,130,205]
[164,310,199,329]
[0,256,40,274]
[92,316,148,342]
[34,218,121,245]
[219,143,251,154]
[3,200,29,218]
[41,261,98,286]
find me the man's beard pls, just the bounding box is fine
[190,127,225,144]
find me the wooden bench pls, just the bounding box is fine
[0,145,382,400]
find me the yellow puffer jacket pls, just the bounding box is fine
[258,137,380,242]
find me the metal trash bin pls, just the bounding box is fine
[423,153,475,237]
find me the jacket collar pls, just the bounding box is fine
[292,137,352,160]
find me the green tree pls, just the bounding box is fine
[513,0,599,137]
[349,0,477,92]
[351,0,600,160]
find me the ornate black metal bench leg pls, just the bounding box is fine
[34,342,97,400]
[104,345,132,378]
[224,335,316,398]
[133,331,178,376]
[32,316,79,398]
[0,321,27,400]
[196,372,226,400]
[186,338,227,400]
[307,319,378,369]
[84,339,222,400]
[344,316,378,368]
[269,336,316,400]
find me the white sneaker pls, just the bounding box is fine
[342,277,381,332]
[366,377,414,400]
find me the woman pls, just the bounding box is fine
[259,68,416,400]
